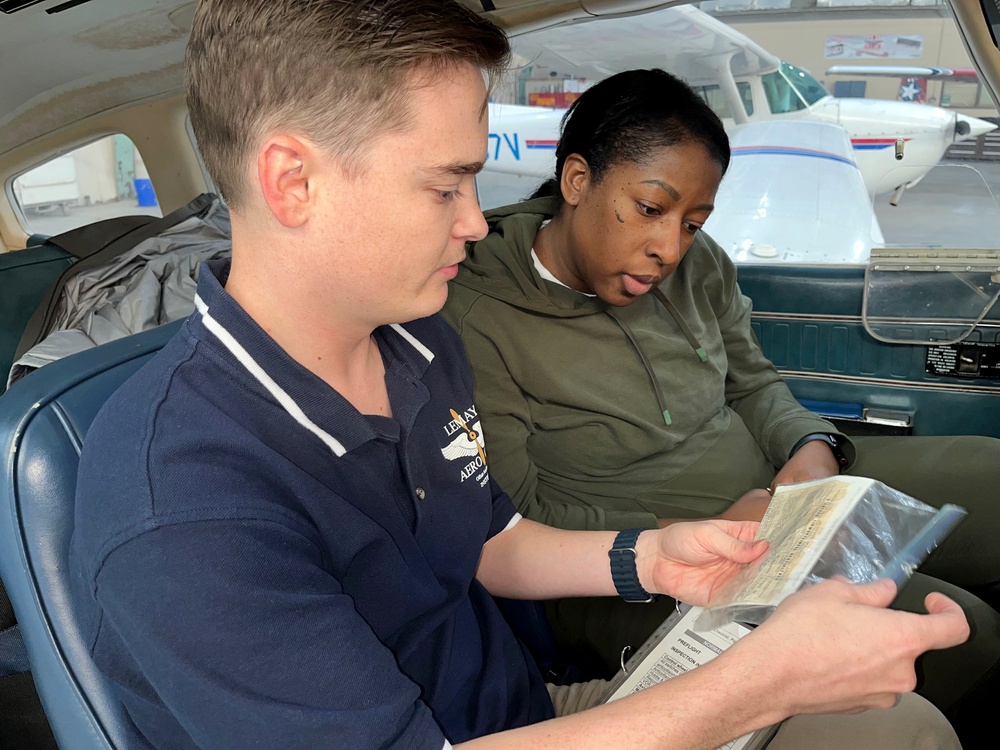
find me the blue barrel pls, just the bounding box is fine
[134,178,158,207]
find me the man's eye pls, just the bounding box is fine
[683,222,702,235]
[637,203,660,217]
[438,189,460,202]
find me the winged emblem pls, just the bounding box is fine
[441,409,487,465]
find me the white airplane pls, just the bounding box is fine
[486,5,995,200]
[703,119,883,265]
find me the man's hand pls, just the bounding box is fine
[733,578,970,719]
[636,520,768,606]
[770,439,839,491]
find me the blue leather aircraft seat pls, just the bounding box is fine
[0,316,582,748]
[0,320,183,749]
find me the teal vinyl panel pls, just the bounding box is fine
[737,264,1000,438]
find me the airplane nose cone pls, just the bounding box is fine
[955,113,997,141]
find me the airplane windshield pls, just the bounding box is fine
[762,61,830,114]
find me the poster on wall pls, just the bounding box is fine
[825,34,924,59]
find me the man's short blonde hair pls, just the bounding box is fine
[186,0,510,209]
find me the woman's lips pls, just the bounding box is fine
[622,274,656,296]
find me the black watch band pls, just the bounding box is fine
[790,432,848,472]
[609,528,656,603]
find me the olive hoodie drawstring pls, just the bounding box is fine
[609,288,708,427]
[653,289,709,364]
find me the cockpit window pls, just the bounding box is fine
[10,134,161,236]
[694,83,754,119]
[762,61,829,114]
[473,5,998,268]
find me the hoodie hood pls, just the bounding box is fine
[454,196,607,318]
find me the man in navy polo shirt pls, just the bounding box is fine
[70,1,971,748]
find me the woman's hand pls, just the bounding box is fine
[636,520,767,606]
[717,488,772,522]
[770,440,839,491]
[656,488,771,530]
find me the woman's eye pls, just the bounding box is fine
[683,222,702,235]
[637,203,660,217]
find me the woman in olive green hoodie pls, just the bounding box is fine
[442,69,1000,723]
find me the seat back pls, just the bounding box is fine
[0,245,75,383]
[0,316,584,746]
[0,321,183,749]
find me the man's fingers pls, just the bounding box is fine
[708,519,762,544]
[818,583,967,651]
[855,578,897,607]
[917,593,971,650]
[923,591,963,616]
[702,522,768,563]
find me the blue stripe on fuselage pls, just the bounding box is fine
[731,146,857,167]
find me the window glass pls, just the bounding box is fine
[940,80,985,109]
[780,62,829,107]
[696,83,754,119]
[11,134,162,237]
[739,82,755,117]
[762,68,806,113]
[476,4,1000,266]
[761,63,828,114]
[832,80,867,98]
[695,84,732,119]
[186,114,221,199]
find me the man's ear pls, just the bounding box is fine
[257,135,315,228]
[559,154,591,208]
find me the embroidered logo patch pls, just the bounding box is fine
[441,406,489,486]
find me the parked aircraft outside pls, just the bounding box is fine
[484,5,995,199]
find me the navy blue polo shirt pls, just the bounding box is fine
[69,260,554,749]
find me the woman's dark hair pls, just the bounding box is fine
[530,68,730,201]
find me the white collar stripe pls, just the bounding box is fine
[390,323,435,363]
[195,297,348,458]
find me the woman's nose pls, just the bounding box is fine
[647,226,682,264]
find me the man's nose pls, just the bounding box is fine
[457,193,489,242]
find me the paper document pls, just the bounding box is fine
[603,606,774,750]
[735,476,874,607]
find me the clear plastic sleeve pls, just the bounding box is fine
[695,476,966,631]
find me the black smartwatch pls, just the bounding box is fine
[609,528,657,603]
[790,433,848,472]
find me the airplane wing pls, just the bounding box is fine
[826,65,980,81]
[511,5,779,88]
